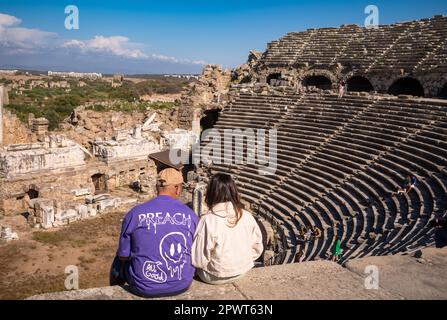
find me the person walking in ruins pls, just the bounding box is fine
[338,80,346,98]
[110,168,199,298]
[332,236,342,262]
[294,248,305,263]
[192,173,263,285]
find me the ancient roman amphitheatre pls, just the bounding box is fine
[1,14,447,300]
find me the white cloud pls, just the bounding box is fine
[64,36,207,65]
[0,12,207,68]
[0,13,56,51]
[0,13,21,27]
[64,35,147,59]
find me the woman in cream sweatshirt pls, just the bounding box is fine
[192,173,264,285]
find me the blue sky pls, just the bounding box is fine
[0,0,446,74]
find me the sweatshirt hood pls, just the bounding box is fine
[209,202,235,218]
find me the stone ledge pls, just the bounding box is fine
[27,260,398,300]
[27,247,447,300]
[345,247,447,300]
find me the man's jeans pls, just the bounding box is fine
[109,256,129,286]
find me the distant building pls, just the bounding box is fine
[164,74,199,80]
[0,70,18,75]
[48,71,102,80]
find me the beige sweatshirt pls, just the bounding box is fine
[192,202,264,278]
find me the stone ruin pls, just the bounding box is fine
[1,15,446,272]
[190,15,447,266]
[0,83,201,230]
[253,15,447,97]
[0,135,87,180]
[0,225,18,243]
[93,127,160,163]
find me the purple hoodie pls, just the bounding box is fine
[118,195,198,296]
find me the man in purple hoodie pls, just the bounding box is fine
[110,168,198,298]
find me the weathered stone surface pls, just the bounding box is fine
[345,247,447,300]
[28,248,447,300]
[0,225,19,242]
[0,137,86,179]
[93,134,160,163]
[27,260,401,300]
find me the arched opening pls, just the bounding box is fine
[200,109,220,131]
[438,83,447,99]
[91,173,107,194]
[347,76,374,92]
[26,188,39,200]
[388,77,424,97]
[302,75,332,90]
[266,73,281,86]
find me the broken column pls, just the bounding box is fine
[32,117,49,140]
[133,124,142,139]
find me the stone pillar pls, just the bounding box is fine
[0,86,3,146]
[191,109,202,137]
[193,182,208,216]
[133,124,142,139]
[28,113,35,128]
[32,118,49,141]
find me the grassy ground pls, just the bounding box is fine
[0,210,125,300]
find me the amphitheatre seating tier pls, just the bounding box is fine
[205,92,447,263]
[259,16,447,74]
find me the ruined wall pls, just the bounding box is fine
[2,110,35,145]
[0,157,157,217]
[60,107,179,150]
[0,139,86,180]
[93,135,160,163]
[178,65,232,130]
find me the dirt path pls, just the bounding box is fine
[0,210,127,299]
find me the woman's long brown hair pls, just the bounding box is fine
[205,173,244,227]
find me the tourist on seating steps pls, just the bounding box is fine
[192,173,263,285]
[338,80,346,98]
[332,236,342,262]
[406,176,417,193]
[304,228,312,241]
[110,168,199,298]
[312,226,322,239]
[300,226,307,240]
[294,248,305,263]
[397,176,417,195]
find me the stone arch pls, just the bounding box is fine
[388,77,424,97]
[200,109,220,131]
[302,75,332,90]
[266,73,282,85]
[438,82,447,99]
[91,173,107,194]
[301,69,336,90]
[346,76,374,92]
[27,188,39,200]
